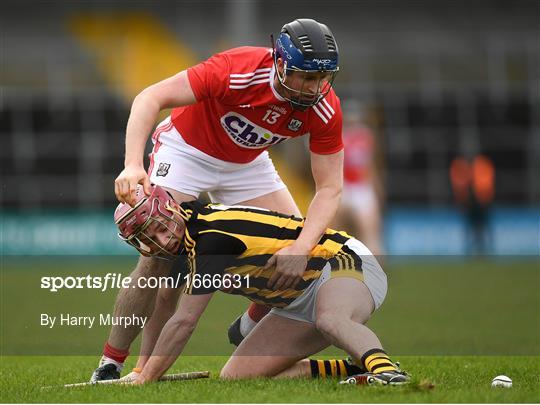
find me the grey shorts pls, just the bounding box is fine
[269,238,387,323]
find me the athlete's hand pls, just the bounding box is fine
[118,368,141,383]
[132,374,147,385]
[115,164,152,207]
[265,243,309,291]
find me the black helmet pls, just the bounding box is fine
[273,18,339,110]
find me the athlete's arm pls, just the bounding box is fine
[300,149,344,247]
[135,292,213,383]
[267,150,344,290]
[115,70,197,206]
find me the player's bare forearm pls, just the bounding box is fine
[124,94,162,167]
[138,320,194,382]
[296,150,344,251]
[266,151,343,290]
[296,185,342,251]
[124,70,197,167]
[137,293,213,383]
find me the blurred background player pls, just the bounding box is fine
[332,99,385,257]
[91,18,345,381]
[450,154,496,255]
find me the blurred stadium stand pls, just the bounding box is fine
[1,0,538,254]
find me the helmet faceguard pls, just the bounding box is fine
[114,185,187,260]
[272,19,339,110]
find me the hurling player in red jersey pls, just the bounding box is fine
[92,19,344,381]
[332,100,384,257]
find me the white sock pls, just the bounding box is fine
[99,355,124,372]
[239,311,257,337]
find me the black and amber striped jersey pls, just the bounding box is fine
[176,201,361,308]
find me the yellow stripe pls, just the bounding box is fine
[311,239,344,258]
[337,254,346,271]
[337,360,347,377]
[184,229,196,246]
[343,253,355,270]
[329,359,337,377]
[197,210,303,230]
[325,228,353,238]
[373,365,397,373]
[187,256,196,294]
[317,360,326,377]
[366,356,390,370]
[366,353,389,365]
[330,270,364,282]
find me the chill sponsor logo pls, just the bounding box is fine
[220,112,289,149]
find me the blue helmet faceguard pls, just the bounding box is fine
[273,18,339,110]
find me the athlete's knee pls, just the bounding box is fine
[219,363,241,380]
[315,312,346,338]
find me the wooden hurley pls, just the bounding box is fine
[42,370,210,389]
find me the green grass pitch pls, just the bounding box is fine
[1,258,539,402]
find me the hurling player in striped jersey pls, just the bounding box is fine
[112,185,409,385]
[92,19,348,382]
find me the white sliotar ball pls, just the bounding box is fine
[491,375,512,388]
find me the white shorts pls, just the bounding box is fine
[342,182,378,212]
[270,238,387,323]
[148,117,287,205]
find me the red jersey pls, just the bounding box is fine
[343,125,374,184]
[170,47,343,164]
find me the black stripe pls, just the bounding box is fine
[319,232,350,245]
[231,255,327,271]
[360,348,387,366]
[327,257,340,271]
[310,360,320,378]
[197,218,302,241]
[366,356,390,366]
[307,256,329,270]
[323,360,332,376]
[341,245,363,269]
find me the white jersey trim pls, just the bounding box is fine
[229,78,271,89]
[312,97,336,125]
[230,67,272,78]
[312,105,329,124]
[229,67,272,89]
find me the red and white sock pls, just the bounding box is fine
[239,303,271,337]
[100,342,129,372]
